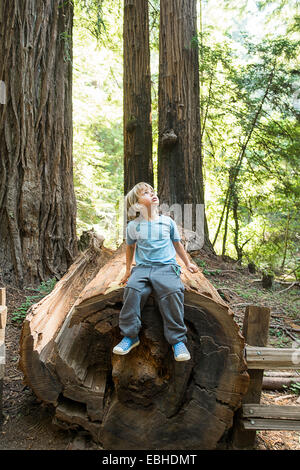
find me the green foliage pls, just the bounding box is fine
[198,11,300,276]
[283,382,300,395]
[74,0,107,42]
[269,328,290,347]
[11,279,57,324]
[74,0,122,46]
[195,259,206,268]
[203,269,222,276]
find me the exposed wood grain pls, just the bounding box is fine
[242,306,271,348]
[19,234,113,403]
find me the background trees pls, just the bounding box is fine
[72,0,299,278]
[1,0,299,286]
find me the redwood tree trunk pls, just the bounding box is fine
[123,0,153,195]
[0,0,78,288]
[158,0,214,253]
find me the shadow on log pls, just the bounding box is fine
[19,236,249,450]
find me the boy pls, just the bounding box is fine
[113,182,199,361]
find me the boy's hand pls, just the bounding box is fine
[186,262,199,273]
[120,269,131,285]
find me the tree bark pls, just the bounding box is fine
[123,0,153,195]
[19,240,249,450]
[158,0,214,254]
[0,0,78,288]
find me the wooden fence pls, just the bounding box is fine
[231,305,300,449]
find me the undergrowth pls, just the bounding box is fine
[11,278,57,324]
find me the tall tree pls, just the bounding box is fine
[123,0,153,195]
[158,0,214,252]
[0,0,78,288]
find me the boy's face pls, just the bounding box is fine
[138,187,159,209]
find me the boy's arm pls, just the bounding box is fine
[120,243,136,285]
[125,243,136,273]
[172,241,199,273]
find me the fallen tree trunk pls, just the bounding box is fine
[19,231,113,403]
[262,377,300,391]
[19,239,249,450]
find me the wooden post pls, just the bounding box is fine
[231,305,271,449]
[0,288,6,307]
[0,288,7,423]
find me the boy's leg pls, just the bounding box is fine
[118,265,152,338]
[119,284,152,338]
[150,265,187,345]
[157,289,187,345]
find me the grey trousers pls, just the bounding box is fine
[119,264,187,345]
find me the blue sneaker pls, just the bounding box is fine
[172,342,191,361]
[113,336,140,355]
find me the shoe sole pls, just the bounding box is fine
[172,346,191,362]
[174,354,191,362]
[113,340,140,355]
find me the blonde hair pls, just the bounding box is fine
[125,182,158,221]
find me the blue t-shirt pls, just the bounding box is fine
[126,214,181,267]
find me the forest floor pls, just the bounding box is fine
[0,249,299,451]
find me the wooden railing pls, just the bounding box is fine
[245,345,300,370]
[0,288,7,422]
[231,305,300,449]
